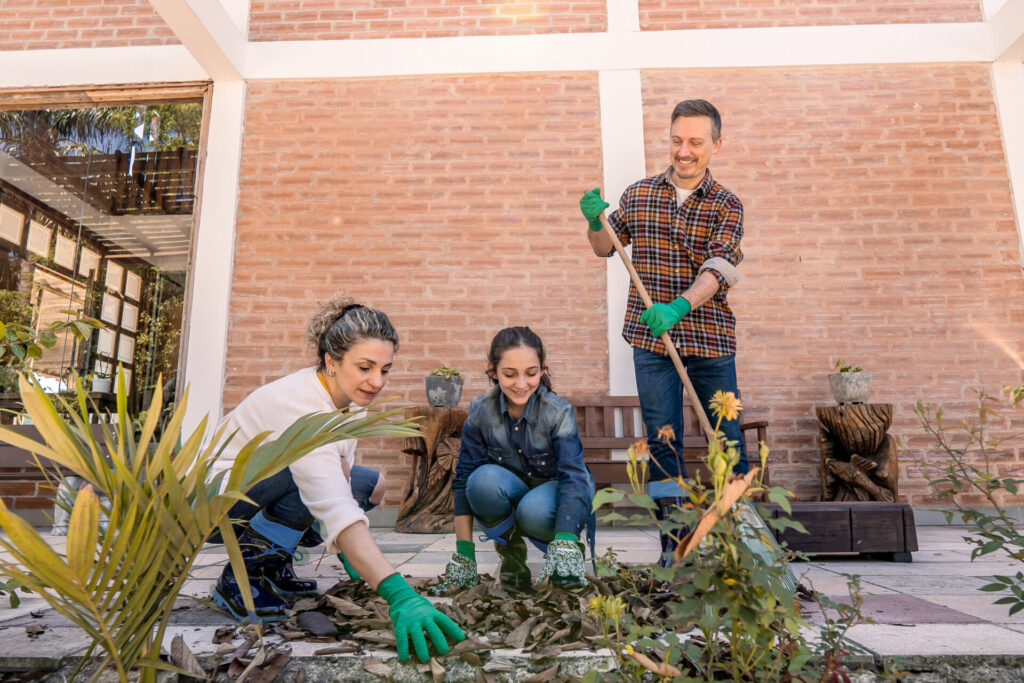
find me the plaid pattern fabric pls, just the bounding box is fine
[607,168,743,358]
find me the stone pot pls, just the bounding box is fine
[828,371,872,405]
[425,376,463,408]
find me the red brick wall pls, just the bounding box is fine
[228,75,607,505]
[640,0,983,30]
[641,64,1023,504]
[0,0,179,50]
[248,0,606,41]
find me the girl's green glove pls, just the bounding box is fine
[430,540,479,595]
[641,297,692,337]
[535,532,587,586]
[377,573,465,662]
[579,188,610,231]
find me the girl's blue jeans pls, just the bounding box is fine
[465,463,593,542]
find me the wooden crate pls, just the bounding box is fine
[760,501,918,562]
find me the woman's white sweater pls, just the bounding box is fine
[212,366,368,552]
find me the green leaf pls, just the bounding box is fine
[591,488,624,511]
[626,493,658,510]
[980,582,1006,592]
[766,486,793,514]
[598,512,627,523]
[1010,602,1024,616]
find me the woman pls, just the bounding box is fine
[209,295,463,663]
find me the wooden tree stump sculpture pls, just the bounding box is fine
[816,403,899,502]
[395,406,467,533]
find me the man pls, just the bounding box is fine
[580,99,748,565]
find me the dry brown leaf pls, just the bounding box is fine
[629,649,682,678]
[24,624,44,637]
[323,594,372,617]
[354,629,398,645]
[524,665,560,682]
[482,657,516,672]
[475,670,497,683]
[245,648,292,683]
[430,658,446,682]
[292,597,319,612]
[505,616,537,649]
[363,656,395,678]
[314,640,361,655]
[233,645,267,682]
[445,636,492,656]
[169,635,205,678]
[533,645,563,658]
[460,651,483,667]
[675,468,758,562]
[212,625,235,644]
[295,670,306,683]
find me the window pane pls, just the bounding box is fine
[0,101,202,414]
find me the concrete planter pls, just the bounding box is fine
[425,376,463,408]
[828,371,872,404]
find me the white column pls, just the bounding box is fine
[992,60,1024,268]
[182,80,246,434]
[598,70,647,395]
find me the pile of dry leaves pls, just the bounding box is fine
[190,568,680,681]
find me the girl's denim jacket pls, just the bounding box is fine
[452,384,594,535]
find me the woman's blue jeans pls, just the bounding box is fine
[465,464,593,543]
[633,347,749,500]
[208,465,380,543]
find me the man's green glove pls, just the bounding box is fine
[429,540,479,595]
[337,553,360,581]
[534,532,587,587]
[579,188,610,231]
[641,297,692,337]
[377,573,465,662]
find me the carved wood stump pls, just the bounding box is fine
[395,406,467,533]
[816,403,899,503]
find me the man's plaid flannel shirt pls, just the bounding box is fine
[607,167,743,358]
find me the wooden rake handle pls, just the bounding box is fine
[598,213,716,442]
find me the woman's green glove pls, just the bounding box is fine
[579,188,610,231]
[535,532,587,587]
[641,297,692,337]
[377,573,465,662]
[429,540,479,595]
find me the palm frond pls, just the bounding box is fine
[0,368,422,681]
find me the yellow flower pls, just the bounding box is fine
[709,391,742,422]
[625,644,635,655]
[723,578,737,586]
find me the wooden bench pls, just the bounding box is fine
[567,395,769,489]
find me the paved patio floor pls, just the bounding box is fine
[1,524,1023,676]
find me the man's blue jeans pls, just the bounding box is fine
[633,347,749,500]
[208,465,381,543]
[465,464,594,543]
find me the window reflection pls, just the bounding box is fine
[0,101,201,418]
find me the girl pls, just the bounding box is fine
[209,295,463,663]
[434,326,594,592]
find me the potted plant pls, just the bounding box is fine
[828,359,872,404]
[425,365,463,408]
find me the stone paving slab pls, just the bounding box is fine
[844,622,1024,656]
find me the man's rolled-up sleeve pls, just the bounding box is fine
[701,196,744,290]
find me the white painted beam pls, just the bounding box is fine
[148,0,246,80]
[0,46,205,88]
[598,70,646,396]
[990,0,1024,61]
[992,61,1024,269]
[182,81,246,435]
[246,22,990,79]
[607,0,640,33]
